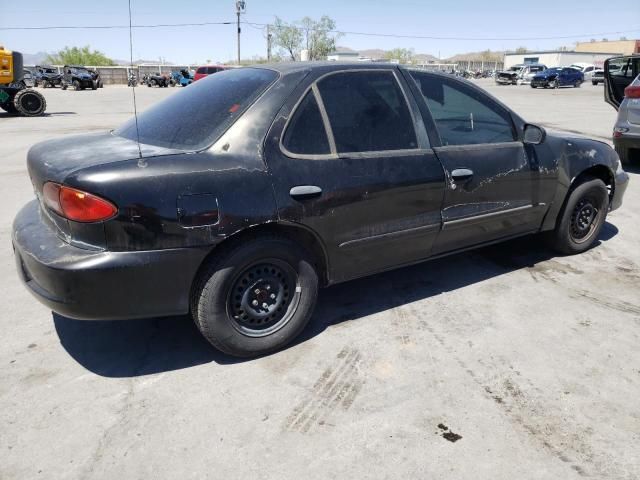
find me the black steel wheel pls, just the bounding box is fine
[226,259,300,337]
[569,197,599,244]
[191,236,319,357]
[548,176,608,255]
[13,89,47,116]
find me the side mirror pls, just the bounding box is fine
[523,124,545,145]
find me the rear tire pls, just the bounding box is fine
[548,176,609,255]
[73,80,81,91]
[592,80,597,85]
[191,236,319,357]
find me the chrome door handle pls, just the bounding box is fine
[451,168,474,181]
[290,185,322,200]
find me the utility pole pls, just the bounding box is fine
[266,24,272,61]
[235,1,246,65]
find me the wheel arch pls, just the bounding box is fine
[541,162,615,232]
[191,221,331,301]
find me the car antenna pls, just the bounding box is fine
[127,0,144,163]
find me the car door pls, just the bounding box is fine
[605,56,640,110]
[264,68,446,283]
[408,71,545,254]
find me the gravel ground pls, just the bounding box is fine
[1,79,638,480]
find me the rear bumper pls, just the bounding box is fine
[613,134,640,153]
[12,201,210,320]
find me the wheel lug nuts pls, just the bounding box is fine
[262,302,268,309]
[254,289,261,295]
[265,285,271,290]
[251,300,259,307]
[270,293,276,299]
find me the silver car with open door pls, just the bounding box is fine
[605,55,640,164]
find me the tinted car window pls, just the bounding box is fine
[410,72,515,146]
[282,91,331,155]
[115,68,278,150]
[316,71,417,153]
[207,67,218,74]
[196,67,206,74]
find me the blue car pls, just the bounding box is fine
[531,67,584,89]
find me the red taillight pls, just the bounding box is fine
[624,85,640,99]
[42,182,117,222]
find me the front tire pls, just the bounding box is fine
[548,177,609,255]
[191,236,319,357]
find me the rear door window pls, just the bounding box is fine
[282,91,331,155]
[115,68,278,150]
[410,71,515,146]
[316,71,418,153]
[196,67,206,74]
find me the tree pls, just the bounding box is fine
[514,47,528,54]
[46,46,116,65]
[300,16,341,60]
[384,48,414,64]
[272,17,303,61]
[271,16,340,61]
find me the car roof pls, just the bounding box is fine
[252,61,404,75]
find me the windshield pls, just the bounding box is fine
[530,66,545,72]
[115,67,278,151]
[72,68,90,74]
[508,66,522,72]
[544,68,561,74]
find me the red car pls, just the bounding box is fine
[193,65,228,82]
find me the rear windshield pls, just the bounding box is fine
[115,67,278,150]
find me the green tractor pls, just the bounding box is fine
[0,45,47,116]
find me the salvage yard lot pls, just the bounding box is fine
[1,79,639,479]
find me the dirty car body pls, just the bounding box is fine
[13,63,629,356]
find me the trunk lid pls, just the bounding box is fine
[27,131,182,188]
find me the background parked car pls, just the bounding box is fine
[145,72,170,87]
[61,65,98,90]
[531,67,584,88]
[605,55,640,164]
[33,65,62,88]
[495,64,524,85]
[517,64,547,85]
[591,69,604,85]
[193,65,228,82]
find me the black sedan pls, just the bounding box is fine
[13,63,629,357]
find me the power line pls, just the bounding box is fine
[0,21,233,30]
[244,21,640,42]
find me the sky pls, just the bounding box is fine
[1,0,639,64]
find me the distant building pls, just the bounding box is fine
[504,50,623,69]
[575,40,640,56]
[327,51,360,61]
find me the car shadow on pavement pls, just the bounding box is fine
[53,223,619,378]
